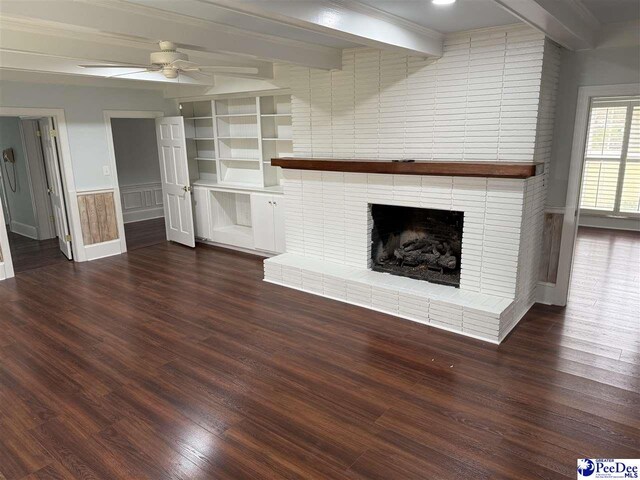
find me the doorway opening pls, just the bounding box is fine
[0,116,73,274]
[553,85,640,307]
[109,117,166,251]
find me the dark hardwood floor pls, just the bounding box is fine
[123,217,166,251]
[0,227,638,479]
[6,230,69,274]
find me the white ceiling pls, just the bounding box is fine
[0,0,632,89]
[357,0,518,33]
[126,0,362,49]
[580,0,640,24]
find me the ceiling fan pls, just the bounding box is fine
[79,41,258,80]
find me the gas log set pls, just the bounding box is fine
[370,205,464,288]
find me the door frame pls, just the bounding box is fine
[0,107,81,279]
[103,110,164,254]
[553,83,640,306]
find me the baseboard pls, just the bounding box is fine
[196,238,273,257]
[84,239,122,261]
[536,281,565,306]
[10,220,38,240]
[123,208,164,224]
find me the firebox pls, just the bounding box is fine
[370,204,464,288]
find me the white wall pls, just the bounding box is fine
[0,81,176,191]
[0,117,37,233]
[111,118,161,186]
[546,21,640,208]
[290,25,550,163]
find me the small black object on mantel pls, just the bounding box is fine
[392,159,415,163]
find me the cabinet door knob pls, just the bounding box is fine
[273,201,277,206]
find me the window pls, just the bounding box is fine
[580,97,640,215]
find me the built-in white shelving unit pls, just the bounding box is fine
[180,94,291,189]
[180,94,290,254]
[181,100,217,184]
[260,95,292,186]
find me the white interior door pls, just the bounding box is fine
[38,118,72,259]
[155,116,195,247]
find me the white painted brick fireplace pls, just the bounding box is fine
[264,23,560,344]
[264,171,543,343]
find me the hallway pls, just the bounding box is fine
[7,231,69,274]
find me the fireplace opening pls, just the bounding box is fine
[370,204,464,288]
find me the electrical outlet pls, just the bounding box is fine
[103,166,110,176]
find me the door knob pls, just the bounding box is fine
[183,185,192,192]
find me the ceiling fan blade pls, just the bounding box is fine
[196,66,259,75]
[79,64,152,69]
[180,70,212,80]
[169,59,199,70]
[107,69,155,78]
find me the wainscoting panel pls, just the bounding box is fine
[77,191,119,245]
[539,211,564,283]
[120,183,164,224]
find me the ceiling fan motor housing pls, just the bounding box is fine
[150,50,188,66]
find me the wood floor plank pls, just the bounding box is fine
[0,226,638,479]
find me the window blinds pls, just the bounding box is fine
[580,100,640,214]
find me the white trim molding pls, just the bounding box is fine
[0,192,14,279]
[84,238,121,261]
[120,182,163,223]
[10,220,38,240]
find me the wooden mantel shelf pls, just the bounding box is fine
[271,158,543,179]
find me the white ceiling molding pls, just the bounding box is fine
[491,0,600,50]
[195,0,444,58]
[0,0,342,70]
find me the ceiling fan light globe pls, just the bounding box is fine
[162,67,178,78]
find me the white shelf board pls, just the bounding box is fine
[188,137,216,141]
[192,178,283,194]
[195,157,216,161]
[210,224,254,249]
[262,138,292,141]
[185,116,213,120]
[220,158,261,163]
[261,114,292,117]
[215,113,257,118]
[217,136,259,140]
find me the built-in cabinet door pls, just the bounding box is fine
[192,186,209,240]
[272,196,286,254]
[251,193,276,252]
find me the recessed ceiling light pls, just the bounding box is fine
[432,0,456,5]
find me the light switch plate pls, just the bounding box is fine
[103,166,110,176]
